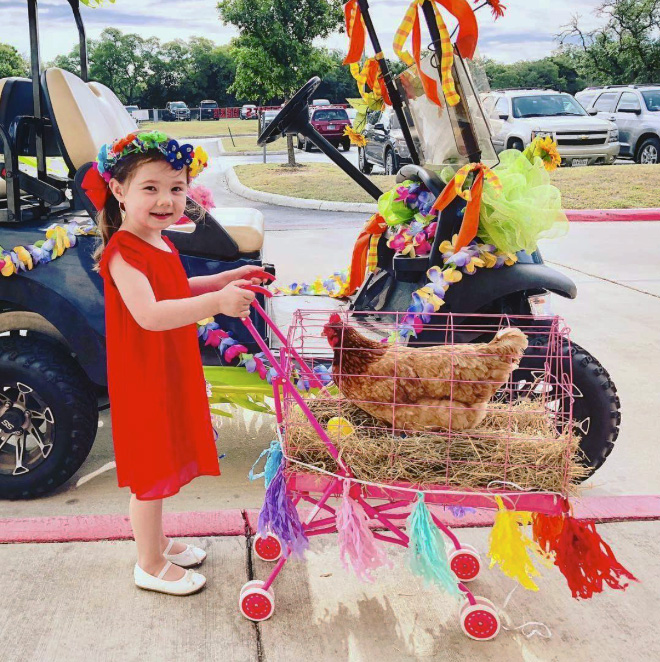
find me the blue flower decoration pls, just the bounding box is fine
[164,140,195,170]
[313,365,333,386]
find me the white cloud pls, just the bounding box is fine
[4,0,605,65]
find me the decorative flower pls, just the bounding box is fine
[165,140,195,170]
[244,353,268,380]
[394,184,418,206]
[387,229,417,257]
[409,291,437,322]
[111,132,138,154]
[525,136,561,172]
[189,146,209,178]
[414,232,432,256]
[313,364,333,386]
[224,343,248,363]
[188,184,215,210]
[426,266,451,295]
[343,125,367,147]
[139,130,168,149]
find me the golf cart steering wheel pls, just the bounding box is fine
[396,164,444,197]
[257,77,321,145]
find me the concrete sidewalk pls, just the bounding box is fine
[0,520,655,662]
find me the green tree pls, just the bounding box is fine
[187,39,238,106]
[560,0,660,84]
[218,0,343,165]
[483,55,585,94]
[0,43,29,78]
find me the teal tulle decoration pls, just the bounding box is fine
[248,440,283,488]
[407,493,461,597]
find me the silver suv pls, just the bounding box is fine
[576,85,660,164]
[483,89,620,166]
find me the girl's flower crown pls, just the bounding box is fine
[96,130,209,182]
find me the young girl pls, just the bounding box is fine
[94,131,263,596]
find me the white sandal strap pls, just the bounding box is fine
[157,561,172,580]
[163,539,174,555]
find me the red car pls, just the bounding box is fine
[297,106,351,152]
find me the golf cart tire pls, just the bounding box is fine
[0,335,98,499]
[358,148,373,174]
[303,138,312,152]
[384,149,398,176]
[519,336,620,479]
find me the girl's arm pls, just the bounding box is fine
[188,265,267,296]
[108,253,254,331]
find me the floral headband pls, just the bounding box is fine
[82,130,209,210]
[96,130,209,181]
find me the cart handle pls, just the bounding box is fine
[240,283,273,298]
[243,269,276,284]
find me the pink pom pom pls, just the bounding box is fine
[337,481,392,582]
[188,185,215,210]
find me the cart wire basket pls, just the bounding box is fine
[238,293,636,640]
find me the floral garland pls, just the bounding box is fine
[0,220,97,277]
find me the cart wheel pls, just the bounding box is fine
[460,597,500,641]
[240,585,275,622]
[449,545,481,582]
[253,533,283,562]
[240,580,273,598]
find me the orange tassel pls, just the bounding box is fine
[531,512,564,556]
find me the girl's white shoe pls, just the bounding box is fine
[134,561,206,596]
[163,539,207,568]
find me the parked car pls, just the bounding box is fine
[576,85,660,164]
[124,104,139,115]
[482,89,620,167]
[200,100,219,120]
[240,104,258,120]
[260,109,279,132]
[311,99,331,107]
[346,107,357,123]
[358,107,413,175]
[297,106,351,152]
[162,101,191,122]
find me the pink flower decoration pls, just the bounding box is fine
[414,232,432,255]
[205,328,229,347]
[224,344,248,362]
[188,185,215,211]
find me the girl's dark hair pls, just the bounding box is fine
[92,149,191,270]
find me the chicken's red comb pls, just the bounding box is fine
[328,313,342,325]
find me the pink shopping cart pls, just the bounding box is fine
[235,285,635,640]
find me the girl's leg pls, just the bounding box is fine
[129,495,185,580]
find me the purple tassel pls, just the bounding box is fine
[257,464,308,558]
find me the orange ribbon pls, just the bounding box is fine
[430,164,489,252]
[343,0,366,65]
[346,213,387,295]
[437,0,478,59]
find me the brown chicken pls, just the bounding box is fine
[322,314,528,432]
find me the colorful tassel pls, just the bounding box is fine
[407,493,460,596]
[257,463,308,558]
[336,481,392,582]
[531,512,564,558]
[488,497,541,591]
[538,514,638,600]
[248,440,283,488]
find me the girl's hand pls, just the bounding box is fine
[217,266,269,288]
[214,280,255,318]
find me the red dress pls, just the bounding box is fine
[99,230,220,500]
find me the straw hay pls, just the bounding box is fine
[286,398,588,493]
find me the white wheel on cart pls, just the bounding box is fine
[253,533,283,562]
[448,544,481,582]
[459,596,500,641]
[240,581,275,621]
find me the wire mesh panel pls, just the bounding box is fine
[282,310,580,496]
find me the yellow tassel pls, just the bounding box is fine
[488,497,540,591]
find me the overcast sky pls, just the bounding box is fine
[3,0,605,65]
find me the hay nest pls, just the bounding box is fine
[286,398,588,493]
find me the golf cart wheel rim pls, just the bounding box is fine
[386,152,393,174]
[641,145,658,164]
[0,382,55,476]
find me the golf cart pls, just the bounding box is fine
[257,0,620,481]
[0,0,270,498]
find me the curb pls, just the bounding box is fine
[218,139,287,157]
[227,167,660,220]
[226,166,379,213]
[2,495,659,544]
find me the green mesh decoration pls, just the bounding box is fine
[378,184,416,227]
[478,149,569,255]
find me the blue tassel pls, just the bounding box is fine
[258,463,308,558]
[248,440,283,488]
[408,493,461,596]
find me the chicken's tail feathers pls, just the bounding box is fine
[491,327,529,360]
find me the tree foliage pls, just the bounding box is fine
[559,0,660,84]
[0,43,29,79]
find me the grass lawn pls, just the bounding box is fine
[221,135,286,153]
[140,119,258,138]
[233,162,660,209]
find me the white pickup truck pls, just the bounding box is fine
[482,88,620,167]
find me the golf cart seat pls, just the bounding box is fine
[43,68,258,259]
